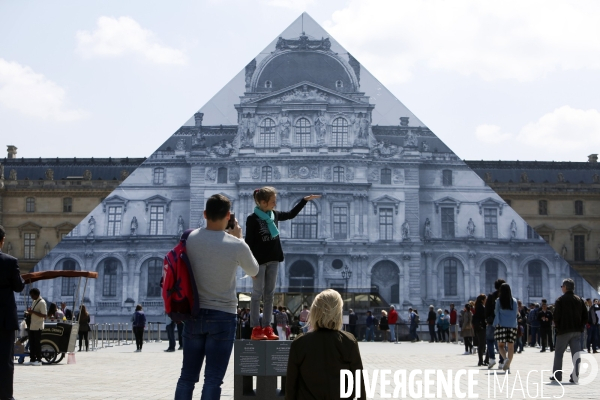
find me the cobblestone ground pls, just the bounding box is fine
[13,340,600,399]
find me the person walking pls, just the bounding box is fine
[174,194,259,400]
[528,303,541,348]
[472,294,488,366]
[493,283,518,373]
[462,304,474,355]
[245,187,320,341]
[276,306,289,341]
[165,313,177,352]
[538,302,554,352]
[379,310,389,342]
[299,305,310,335]
[486,279,506,369]
[364,311,375,342]
[585,298,599,353]
[285,289,366,400]
[388,306,398,343]
[0,225,25,400]
[427,306,437,342]
[78,305,90,352]
[409,308,420,342]
[132,305,146,352]
[25,288,46,366]
[449,304,458,343]
[550,278,588,383]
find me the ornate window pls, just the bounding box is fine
[26,197,35,213]
[107,206,122,236]
[574,235,585,261]
[295,118,311,147]
[217,167,228,184]
[569,266,584,297]
[335,80,343,89]
[150,205,164,235]
[153,168,165,185]
[443,258,458,296]
[261,166,272,183]
[61,259,78,296]
[485,259,499,295]
[538,200,548,215]
[484,208,498,239]
[442,170,453,186]
[528,261,543,297]
[441,207,455,239]
[333,206,348,239]
[333,166,344,183]
[259,118,277,147]
[63,197,73,213]
[292,202,318,239]
[527,225,540,240]
[24,233,36,260]
[102,259,119,297]
[575,200,583,215]
[381,168,392,185]
[331,118,348,147]
[379,208,393,241]
[146,258,162,298]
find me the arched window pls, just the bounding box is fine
[153,167,165,185]
[217,167,228,184]
[333,166,344,183]
[292,201,318,239]
[146,258,162,298]
[26,197,35,213]
[371,260,400,304]
[103,259,120,297]
[575,200,583,215]
[381,168,391,185]
[331,118,348,147]
[259,118,276,147]
[295,118,311,147]
[485,259,499,295]
[289,261,315,293]
[61,259,78,296]
[261,166,272,183]
[443,258,458,296]
[528,261,543,297]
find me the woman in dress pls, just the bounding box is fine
[461,304,474,355]
[493,283,519,372]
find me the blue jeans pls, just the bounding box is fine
[365,326,374,341]
[389,324,396,342]
[486,326,504,363]
[174,309,237,400]
[410,324,419,341]
[530,326,539,346]
[167,321,176,350]
[250,261,278,327]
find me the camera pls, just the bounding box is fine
[226,213,236,230]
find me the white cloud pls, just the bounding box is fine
[76,16,187,65]
[0,58,88,121]
[475,124,513,144]
[516,106,600,153]
[262,0,315,10]
[325,0,600,83]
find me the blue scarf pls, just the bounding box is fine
[254,206,279,238]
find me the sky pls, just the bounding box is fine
[1,0,600,162]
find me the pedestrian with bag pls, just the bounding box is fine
[132,305,146,352]
[493,283,519,373]
[78,305,90,352]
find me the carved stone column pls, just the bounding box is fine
[317,254,324,289]
[278,261,286,290]
[84,251,95,307]
[360,255,369,289]
[278,191,289,238]
[127,252,137,302]
[510,252,521,300]
[467,251,476,300]
[356,194,364,236]
[320,194,330,239]
[403,255,412,304]
[424,251,434,299]
[551,253,560,300]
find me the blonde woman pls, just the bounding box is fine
[286,289,366,400]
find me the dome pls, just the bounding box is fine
[254,51,356,93]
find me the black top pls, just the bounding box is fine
[0,251,25,330]
[485,290,500,325]
[554,291,587,335]
[79,314,91,332]
[537,309,553,328]
[245,199,308,266]
[427,310,436,324]
[472,303,486,329]
[286,329,366,400]
[379,316,389,330]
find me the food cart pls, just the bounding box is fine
[16,270,97,364]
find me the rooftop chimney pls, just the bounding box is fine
[589,154,598,163]
[7,145,17,159]
[194,112,204,127]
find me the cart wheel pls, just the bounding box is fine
[40,341,58,364]
[55,352,65,364]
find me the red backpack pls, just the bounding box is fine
[161,229,200,321]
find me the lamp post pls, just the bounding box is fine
[341,265,352,292]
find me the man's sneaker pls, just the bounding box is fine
[498,362,504,370]
[263,326,279,340]
[30,361,42,366]
[251,327,267,340]
[487,360,496,369]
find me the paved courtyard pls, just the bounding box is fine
[13,339,600,399]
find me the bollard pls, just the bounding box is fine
[117,323,122,346]
[146,322,152,343]
[154,322,162,342]
[124,323,130,345]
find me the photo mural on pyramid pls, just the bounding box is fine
[25,13,597,323]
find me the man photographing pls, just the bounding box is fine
[174,194,259,400]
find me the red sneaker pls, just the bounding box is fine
[251,326,267,340]
[263,326,279,340]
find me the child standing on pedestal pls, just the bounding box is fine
[245,187,320,340]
